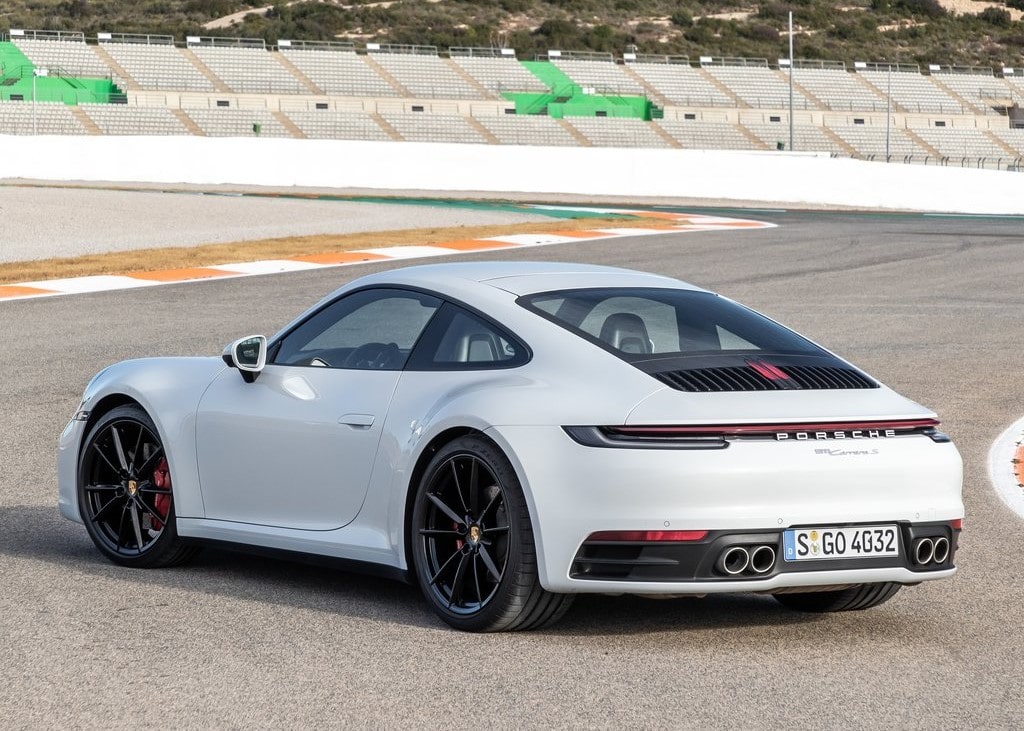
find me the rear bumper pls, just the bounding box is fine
[487,425,964,594]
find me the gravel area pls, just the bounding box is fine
[0,185,550,264]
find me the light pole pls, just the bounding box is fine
[788,11,794,152]
[885,64,891,161]
[32,67,48,136]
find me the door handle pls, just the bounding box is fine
[339,413,375,428]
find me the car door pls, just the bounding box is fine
[195,288,442,531]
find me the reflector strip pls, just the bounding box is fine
[587,530,709,542]
[951,518,963,530]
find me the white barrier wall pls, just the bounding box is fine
[2,135,1023,214]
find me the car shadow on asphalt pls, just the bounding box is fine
[3,504,823,635]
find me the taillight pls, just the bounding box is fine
[586,530,709,542]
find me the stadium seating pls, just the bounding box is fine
[655,120,758,150]
[182,108,292,137]
[929,68,1014,114]
[99,35,214,92]
[702,60,817,110]
[626,57,735,107]
[279,42,400,97]
[474,114,577,146]
[450,48,549,96]
[565,116,672,147]
[79,103,188,135]
[910,126,1009,160]
[856,65,965,114]
[791,63,886,112]
[188,38,306,95]
[549,52,644,96]
[368,46,484,99]
[12,32,111,77]
[0,101,87,134]
[825,122,929,159]
[286,110,392,141]
[743,121,844,153]
[986,127,1024,156]
[380,111,488,143]
[4,28,1024,170]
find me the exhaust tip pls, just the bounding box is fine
[718,546,750,576]
[749,545,776,574]
[913,537,935,566]
[932,536,950,564]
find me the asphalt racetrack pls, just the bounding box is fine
[2,203,1023,727]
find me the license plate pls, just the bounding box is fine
[783,525,899,562]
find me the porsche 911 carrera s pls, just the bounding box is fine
[58,262,963,631]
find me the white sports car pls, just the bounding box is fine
[58,262,963,631]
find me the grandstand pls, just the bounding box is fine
[98,34,215,92]
[1,28,1023,169]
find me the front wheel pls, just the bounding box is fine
[411,435,572,632]
[772,582,901,612]
[77,404,198,568]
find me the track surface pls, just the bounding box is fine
[2,210,1023,727]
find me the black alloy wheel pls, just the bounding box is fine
[411,435,573,632]
[78,404,197,568]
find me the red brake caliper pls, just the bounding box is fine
[152,457,171,530]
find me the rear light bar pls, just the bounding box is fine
[608,419,941,437]
[587,530,709,542]
[564,419,948,449]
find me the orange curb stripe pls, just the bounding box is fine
[0,284,58,298]
[433,239,516,251]
[291,251,391,265]
[131,267,234,282]
[1014,443,1024,486]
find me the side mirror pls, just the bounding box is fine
[222,335,267,383]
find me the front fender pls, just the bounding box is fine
[58,357,227,523]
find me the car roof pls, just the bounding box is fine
[351,261,705,297]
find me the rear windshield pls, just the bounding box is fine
[518,288,826,361]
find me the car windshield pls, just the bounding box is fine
[518,287,826,361]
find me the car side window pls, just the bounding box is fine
[273,289,442,370]
[407,303,529,370]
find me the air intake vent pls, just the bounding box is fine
[653,365,877,392]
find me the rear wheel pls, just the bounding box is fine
[772,582,901,612]
[411,435,573,632]
[78,404,197,568]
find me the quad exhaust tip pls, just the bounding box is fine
[718,546,750,576]
[932,536,950,564]
[717,544,776,577]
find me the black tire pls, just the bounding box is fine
[78,404,198,568]
[772,582,901,613]
[411,435,573,632]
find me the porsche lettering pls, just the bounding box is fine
[776,429,897,441]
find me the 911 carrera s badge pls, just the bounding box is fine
[776,429,897,441]
[127,480,138,496]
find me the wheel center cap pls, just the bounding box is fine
[468,525,481,544]
[127,480,138,497]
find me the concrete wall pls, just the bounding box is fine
[2,134,1023,214]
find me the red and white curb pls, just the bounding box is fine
[0,206,774,302]
[988,416,1024,519]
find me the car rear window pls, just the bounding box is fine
[518,288,826,361]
